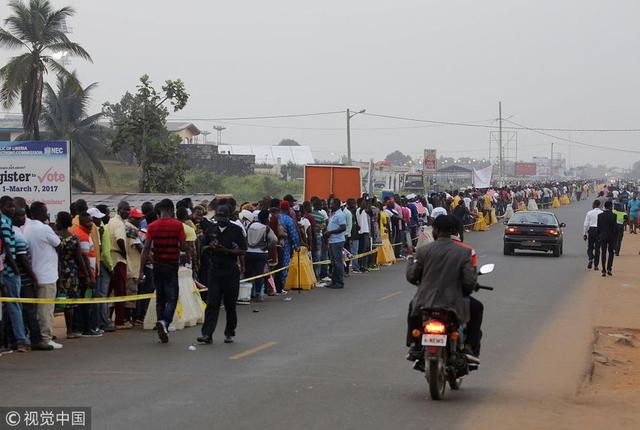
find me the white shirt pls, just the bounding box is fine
[356,208,370,234]
[583,208,603,235]
[431,207,448,219]
[23,219,61,284]
[232,219,247,237]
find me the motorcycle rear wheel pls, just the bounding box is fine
[427,360,446,400]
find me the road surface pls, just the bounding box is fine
[1,200,591,430]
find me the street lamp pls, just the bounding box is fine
[346,108,366,165]
[213,125,226,145]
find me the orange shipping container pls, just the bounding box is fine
[304,165,362,202]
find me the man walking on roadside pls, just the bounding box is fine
[628,193,640,234]
[597,200,618,277]
[613,203,628,256]
[139,199,186,343]
[24,202,62,349]
[583,200,603,271]
[324,199,347,289]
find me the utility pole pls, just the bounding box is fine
[549,142,554,179]
[346,109,351,165]
[498,101,503,186]
[346,108,366,165]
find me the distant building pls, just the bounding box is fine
[217,144,315,165]
[0,115,26,141]
[436,164,473,187]
[167,122,201,144]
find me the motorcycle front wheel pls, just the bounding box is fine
[427,360,446,400]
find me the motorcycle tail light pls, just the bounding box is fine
[427,347,438,354]
[411,329,422,338]
[424,320,446,334]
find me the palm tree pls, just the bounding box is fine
[42,72,107,190]
[0,0,91,139]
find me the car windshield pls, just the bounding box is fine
[509,212,558,226]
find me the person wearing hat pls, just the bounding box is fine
[125,208,145,323]
[88,206,114,332]
[73,200,102,284]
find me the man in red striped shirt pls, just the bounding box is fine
[139,199,186,343]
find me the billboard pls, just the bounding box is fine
[304,165,362,202]
[515,162,537,176]
[0,141,71,216]
[423,149,437,173]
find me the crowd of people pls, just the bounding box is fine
[0,179,609,354]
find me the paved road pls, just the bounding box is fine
[1,200,592,430]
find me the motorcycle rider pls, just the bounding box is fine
[405,215,483,366]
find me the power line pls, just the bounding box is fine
[364,112,640,133]
[170,110,346,121]
[208,120,458,131]
[504,119,640,154]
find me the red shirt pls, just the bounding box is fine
[146,218,186,265]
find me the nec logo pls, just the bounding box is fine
[43,146,64,154]
[37,167,65,183]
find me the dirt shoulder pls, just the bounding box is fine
[463,232,640,430]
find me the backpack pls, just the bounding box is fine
[247,222,270,250]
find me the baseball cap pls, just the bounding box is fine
[129,208,145,219]
[87,207,106,219]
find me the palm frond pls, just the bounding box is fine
[0,28,28,50]
[46,37,92,62]
[0,53,33,109]
[5,1,35,44]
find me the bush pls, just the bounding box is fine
[185,170,302,202]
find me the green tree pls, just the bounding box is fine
[0,0,92,139]
[103,74,189,193]
[385,150,412,165]
[42,72,106,190]
[278,138,300,146]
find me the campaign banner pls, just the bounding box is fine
[0,141,71,216]
[515,162,537,176]
[473,165,493,188]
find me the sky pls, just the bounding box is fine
[1,0,640,167]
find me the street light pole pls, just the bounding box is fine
[346,108,366,165]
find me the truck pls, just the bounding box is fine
[402,172,425,194]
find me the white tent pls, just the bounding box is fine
[217,144,315,165]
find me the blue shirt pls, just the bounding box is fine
[629,199,640,217]
[1,214,16,276]
[327,210,347,244]
[278,214,300,252]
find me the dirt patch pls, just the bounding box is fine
[463,234,640,430]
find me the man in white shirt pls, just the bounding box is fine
[583,199,603,270]
[23,202,62,349]
[355,199,371,272]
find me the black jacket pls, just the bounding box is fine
[597,210,617,241]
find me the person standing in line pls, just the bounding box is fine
[91,206,114,332]
[24,202,62,349]
[346,199,360,273]
[69,212,101,337]
[125,208,145,323]
[0,196,30,352]
[245,210,278,302]
[356,198,371,273]
[13,208,53,350]
[583,200,603,271]
[139,199,186,344]
[628,193,640,234]
[278,200,301,292]
[613,203,628,256]
[310,198,328,280]
[342,201,353,275]
[597,200,618,277]
[107,201,131,330]
[324,199,347,289]
[198,205,247,344]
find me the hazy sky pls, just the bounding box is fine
[1,0,639,167]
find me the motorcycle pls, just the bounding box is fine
[410,263,495,400]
